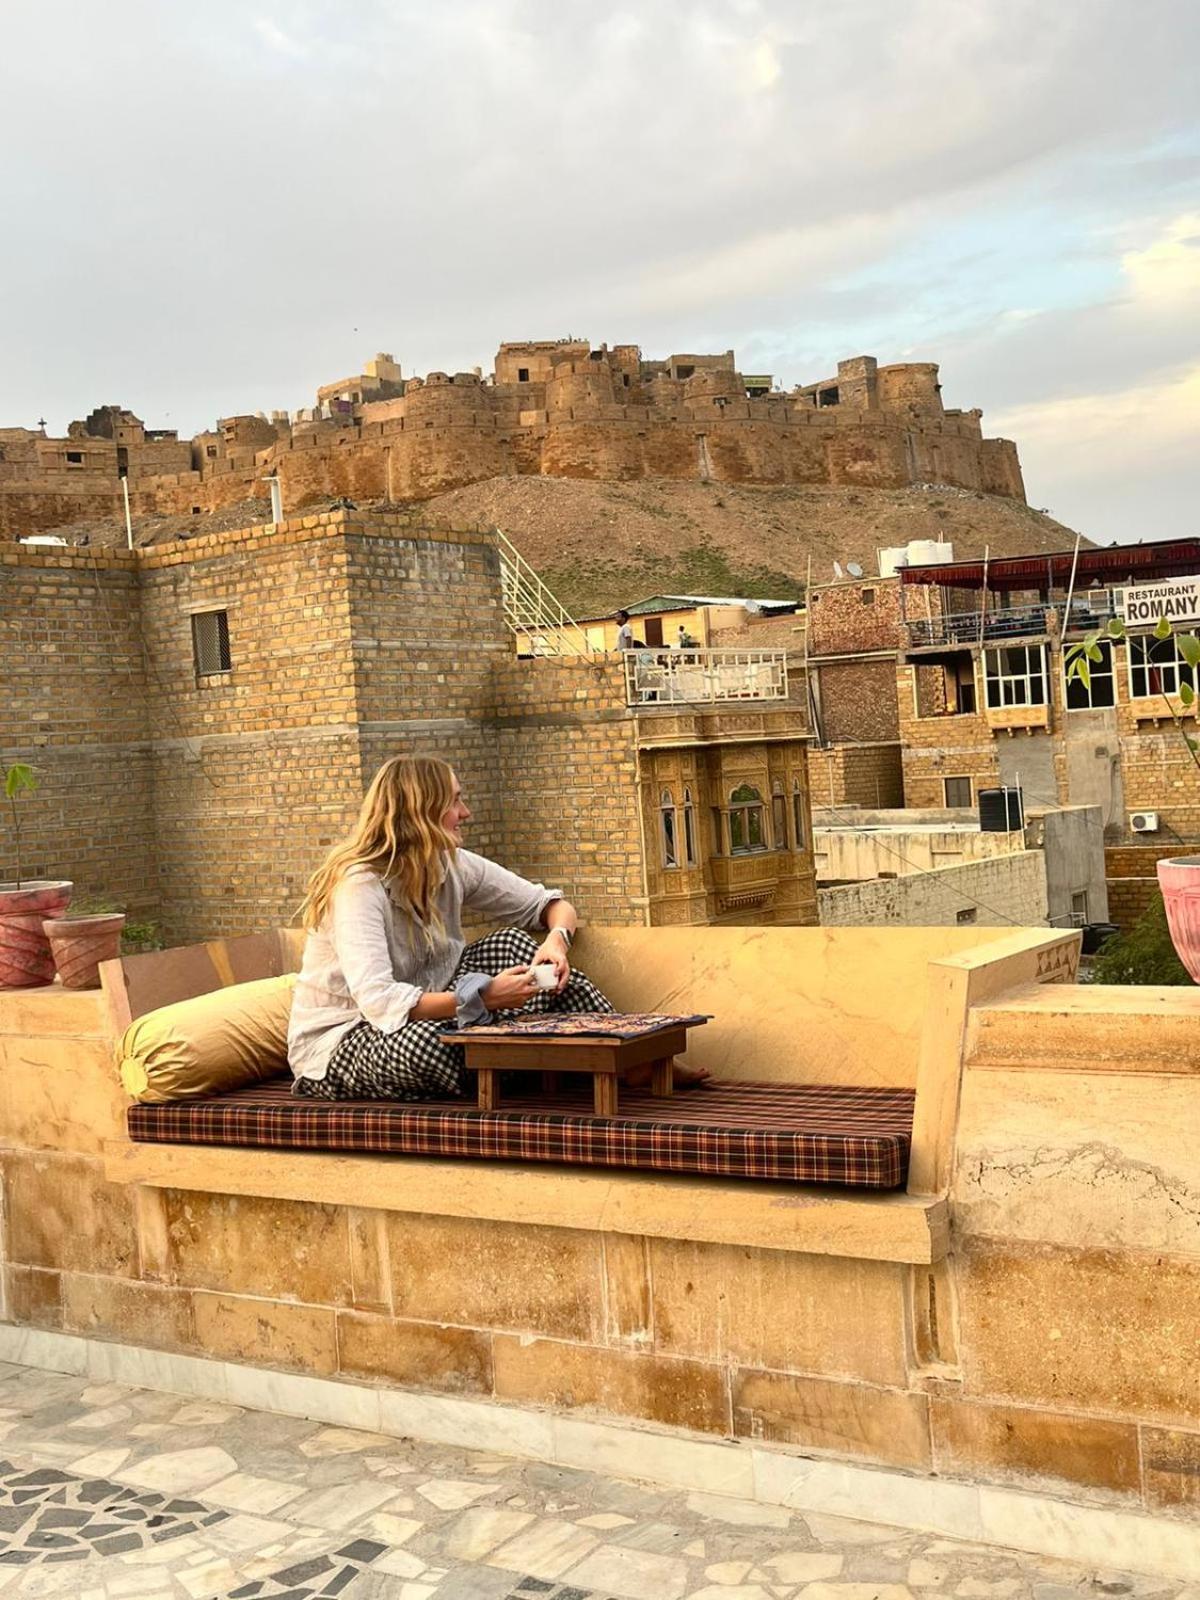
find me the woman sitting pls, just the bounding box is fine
[288,753,617,1101]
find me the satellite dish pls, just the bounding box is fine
[833,561,845,579]
[847,561,864,578]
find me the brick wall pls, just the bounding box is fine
[808,577,901,657]
[491,657,645,925]
[816,658,899,742]
[897,663,1001,809]
[0,546,157,915]
[810,744,904,809]
[1104,844,1178,933]
[819,851,1048,929]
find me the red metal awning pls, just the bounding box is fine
[899,538,1200,590]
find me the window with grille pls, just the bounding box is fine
[944,776,973,807]
[1070,890,1089,926]
[772,784,788,850]
[792,780,806,850]
[682,787,697,866]
[192,610,231,677]
[1065,639,1116,709]
[983,644,1046,708]
[659,789,679,869]
[728,784,766,855]
[1129,635,1197,700]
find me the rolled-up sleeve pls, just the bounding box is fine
[460,851,562,932]
[330,873,422,1033]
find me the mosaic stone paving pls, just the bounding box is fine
[0,1361,1184,1599]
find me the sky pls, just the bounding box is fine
[1,1,1196,545]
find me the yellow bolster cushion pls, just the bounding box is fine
[118,973,297,1103]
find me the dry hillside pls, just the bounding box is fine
[32,477,1087,619]
[420,476,1087,615]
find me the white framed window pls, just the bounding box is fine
[944,776,973,808]
[1070,889,1089,926]
[192,609,231,677]
[659,789,679,869]
[1128,635,1198,700]
[1065,639,1116,709]
[983,644,1046,709]
[727,783,767,855]
[682,786,697,866]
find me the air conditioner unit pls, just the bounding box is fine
[1129,811,1160,833]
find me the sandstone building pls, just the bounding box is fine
[0,509,814,940]
[806,535,1200,928]
[1,343,1025,542]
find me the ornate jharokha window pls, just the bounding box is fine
[659,789,679,869]
[682,786,697,866]
[792,779,806,849]
[727,783,767,855]
[772,782,788,850]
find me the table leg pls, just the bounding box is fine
[593,1074,618,1116]
[651,1057,675,1096]
[477,1069,498,1111]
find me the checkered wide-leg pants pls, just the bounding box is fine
[295,927,615,1102]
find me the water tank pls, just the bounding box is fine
[878,546,910,578]
[978,787,1024,832]
[906,539,943,567]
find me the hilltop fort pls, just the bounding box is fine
[0,342,1025,545]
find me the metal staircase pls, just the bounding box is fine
[492,525,592,656]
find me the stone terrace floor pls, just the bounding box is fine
[0,1362,1183,1600]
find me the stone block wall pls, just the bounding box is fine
[897,662,1002,809]
[808,743,904,809]
[1104,844,1178,932]
[0,546,157,915]
[490,657,644,924]
[814,658,899,743]
[808,578,901,657]
[819,852,1048,929]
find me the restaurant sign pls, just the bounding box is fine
[1117,575,1200,628]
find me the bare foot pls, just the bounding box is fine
[623,1061,711,1089]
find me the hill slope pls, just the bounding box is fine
[423,476,1087,615]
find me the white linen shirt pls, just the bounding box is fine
[287,851,562,1081]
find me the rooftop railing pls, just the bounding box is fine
[904,595,1117,651]
[623,648,788,706]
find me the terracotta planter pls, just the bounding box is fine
[0,882,74,988]
[1157,857,1200,983]
[42,913,125,992]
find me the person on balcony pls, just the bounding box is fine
[288,755,708,1100]
[614,609,634,650]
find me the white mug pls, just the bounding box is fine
[531,962,558,991]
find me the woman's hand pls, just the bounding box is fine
[532,938,570,993]
[482,965,540,1012]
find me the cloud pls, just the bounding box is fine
[0,0,1195,542]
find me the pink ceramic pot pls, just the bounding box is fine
[42,913,125,991]
[1157,857,1200,982]
[0,882,74,988]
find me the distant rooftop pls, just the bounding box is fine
[900,535,1200,591]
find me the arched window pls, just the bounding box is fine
[792,779,806,850]
[659,788,679,869]
[772,781,787,851]
[682,786,697,866]
[728,783,766,855]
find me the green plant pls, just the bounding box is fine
[1089,893,1192,986]
[3,762,36,890]
[121,918,163,955]
[1065,615,1200,771]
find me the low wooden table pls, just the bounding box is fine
[459,1016,707,1115]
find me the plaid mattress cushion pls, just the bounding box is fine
[127,1079,914,1189]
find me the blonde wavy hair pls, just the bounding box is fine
[300,755,459,938]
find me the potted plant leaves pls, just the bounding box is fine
[0,763,73,988]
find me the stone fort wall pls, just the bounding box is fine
[2,348,1026,544]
